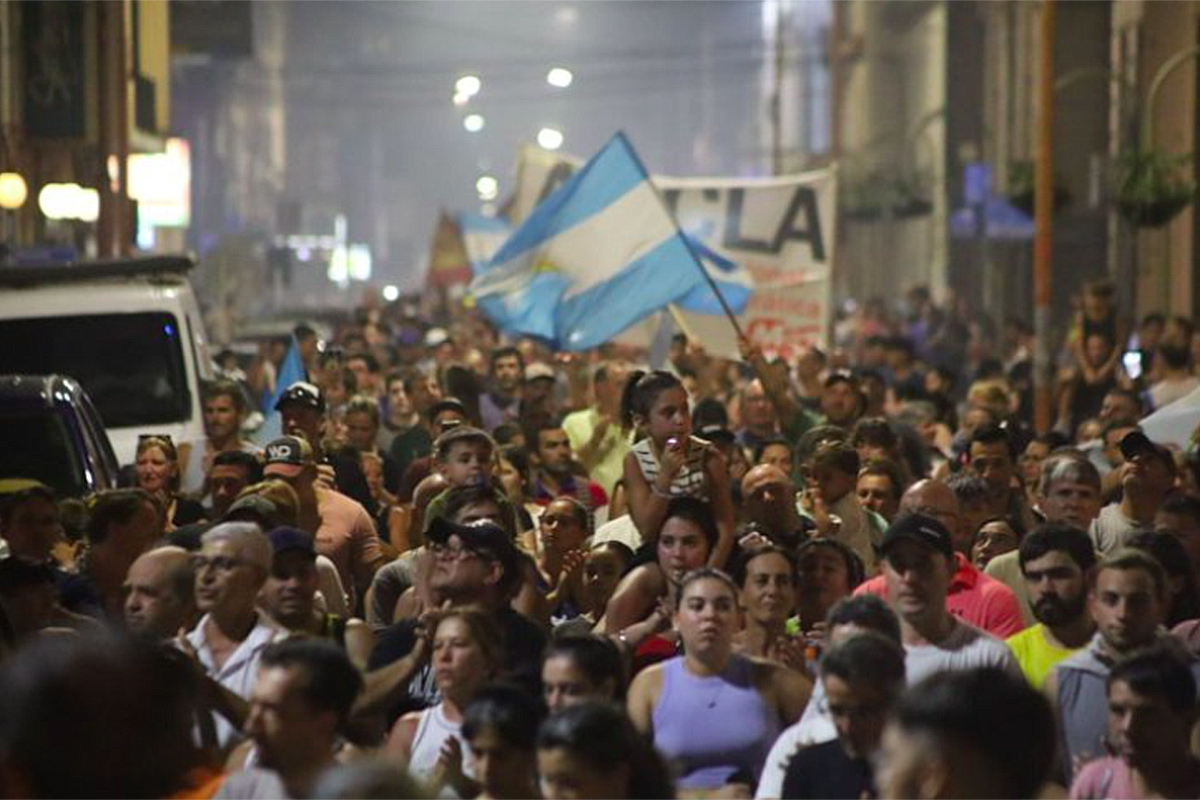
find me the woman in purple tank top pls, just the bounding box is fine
[627,568,813,794]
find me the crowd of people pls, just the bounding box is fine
[2,279,1200,799]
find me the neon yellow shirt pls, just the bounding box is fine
[1006,623,1079,689]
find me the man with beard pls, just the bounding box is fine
[182,380,261,497]
[208,451,263,520]
[480,346,524,432]
[1046,548,1200,779]
[527,419,608,515]
[986,452,1103,623]
[740,464,806,547]
[1005,524,1096,688]
[217,639,362,799]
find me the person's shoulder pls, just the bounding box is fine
[366,617,421,670]
[498,606,549,645]
[853,574,886,597]
[1006,623,1042,649]
[561,407,592,427]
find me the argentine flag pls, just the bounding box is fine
[471,133,709,350]
[674,234,753,316]
[253,336,307,446]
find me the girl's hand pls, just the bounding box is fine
[659,437,688,481]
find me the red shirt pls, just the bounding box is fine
[854,552,1025,638]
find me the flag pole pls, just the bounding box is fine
[678,236,748,342]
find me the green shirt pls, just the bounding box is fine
[562,406,631,499]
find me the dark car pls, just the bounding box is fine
[0,375,120,497]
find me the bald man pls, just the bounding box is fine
[853,480,1025,637]
[124,546,198,638]
[741,464,807,547]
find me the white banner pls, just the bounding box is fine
[511,145,836,361]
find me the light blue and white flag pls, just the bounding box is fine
[470,133,709,350]
[457,211,512,277]
[674,234,753,316]
[253,336,307,446]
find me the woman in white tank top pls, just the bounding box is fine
[383,608,502,797]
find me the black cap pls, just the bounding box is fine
[427,517,519,578]
[697,424,735,445]
[427,398,468,424]
[880,513,955,561]
[824,369,859,389]
[1119,430,1176,472]
[268,526,316,558]
[275,381,325,413]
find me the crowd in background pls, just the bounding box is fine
[2,279,1200,799]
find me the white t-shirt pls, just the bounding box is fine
[755,678,836,798]
[1089,503,1154,555]
[905,618,1022,684]
[184,613,288,747]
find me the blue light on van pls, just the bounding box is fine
[164,323,176,337]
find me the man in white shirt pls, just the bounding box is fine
[216,639,362,799]
[182,522,287,749]
[879,513,1020,683]
[1090,431,1176,554]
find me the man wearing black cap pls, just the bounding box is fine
[368,517,546,708]
[262,436,385,609]
[275,381,373,511]
[820,371,865,431]
[872,513,1020,684]
[1090,430,1177,554]
[260,527,374,670]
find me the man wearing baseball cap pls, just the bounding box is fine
[260,527,373,670]
[874,512,1020,684]
[368,516,546,705]
[275,381,374,512]
[262,436,385,609]
[1090,429,1177,554]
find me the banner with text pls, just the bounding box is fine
[511,145,836,361]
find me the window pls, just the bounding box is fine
[0,313,190,427]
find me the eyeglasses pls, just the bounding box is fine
[429,542,486,562]
[191,554,249,573]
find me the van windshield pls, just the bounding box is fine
[0,313,190,428]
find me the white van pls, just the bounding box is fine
[0,256,214,466]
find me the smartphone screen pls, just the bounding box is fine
[1123,351,1142,381]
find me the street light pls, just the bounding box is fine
[38,183,99,222]
[547,67,573,88]
[0,172,28,210]
[382,284,400,302]
[537,127,564,151]
[463,114,485,133]
[452,91,470,106]
[476,175,498,201]
[455,75,481,98]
